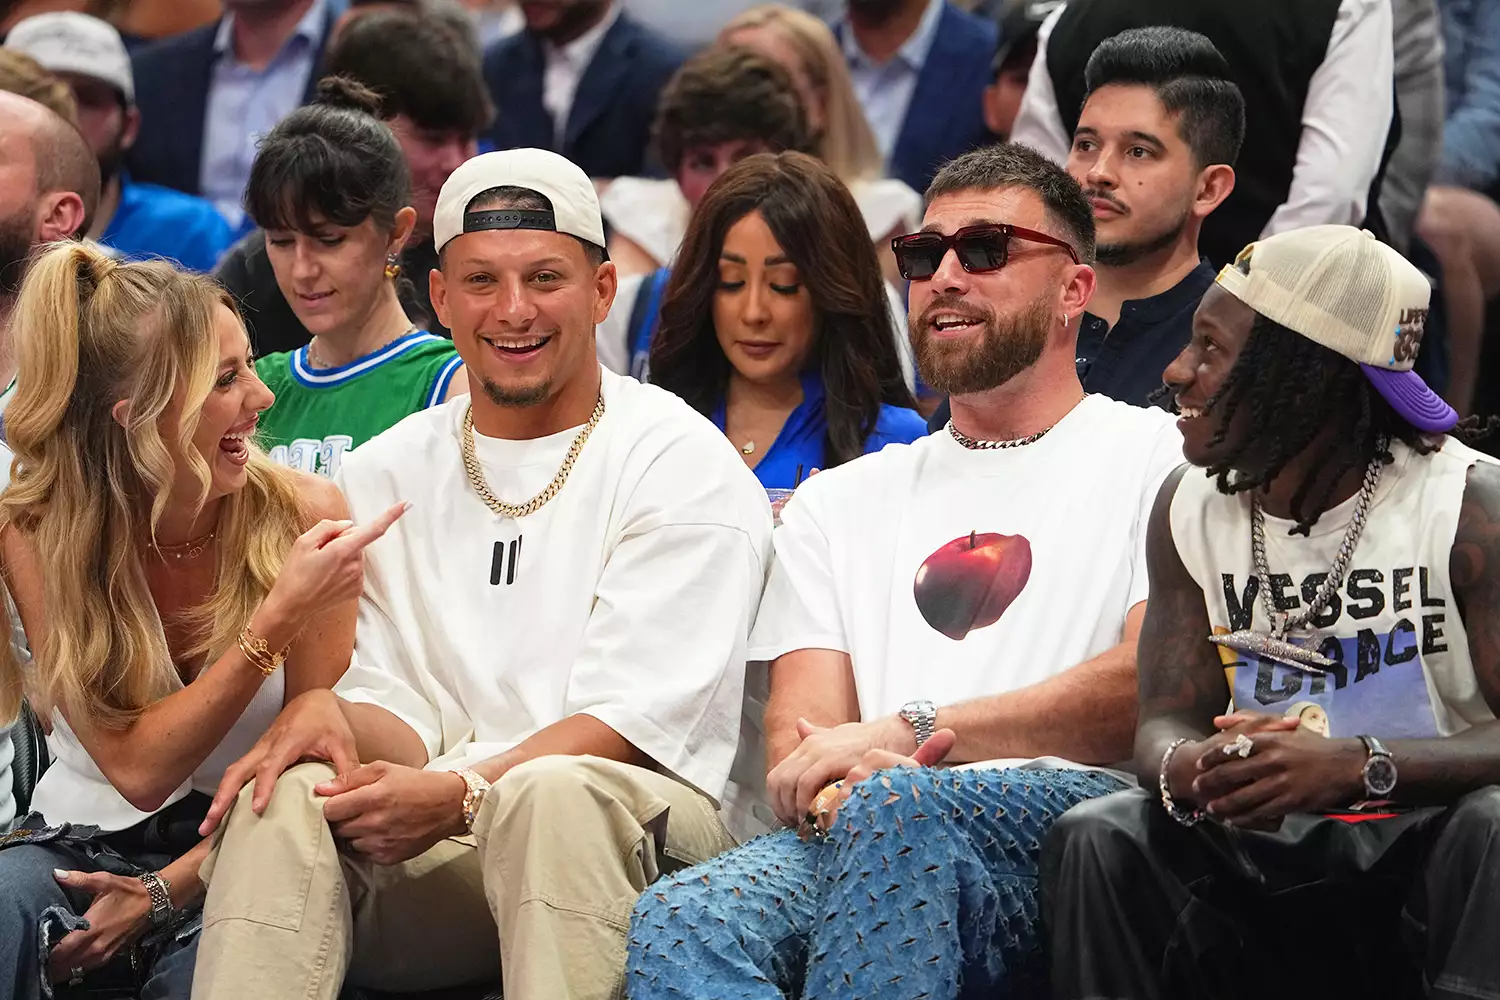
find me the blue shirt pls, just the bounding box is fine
[200,0,327,229]
[101,174,234,273]
[840,0,945,162]
[712,372,928,489]
[1436,0,1500,191]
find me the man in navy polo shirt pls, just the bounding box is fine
[930,26,1241,430]
[6,11,233,273]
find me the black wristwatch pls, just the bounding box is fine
[1358,734,1398,799]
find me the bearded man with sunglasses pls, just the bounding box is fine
[624,142,1184,1000]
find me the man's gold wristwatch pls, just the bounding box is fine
[455,768,492,833]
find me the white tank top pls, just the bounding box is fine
[1170,438,1497,739]
[32,667,284,832]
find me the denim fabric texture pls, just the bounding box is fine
[628,767,1127,1000]
[0,816,202,1000]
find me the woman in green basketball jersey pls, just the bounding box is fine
[248,77,469,480]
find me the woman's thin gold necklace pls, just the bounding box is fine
[151,526,217,562]
[460,396,606,519]
[307,324,418,370]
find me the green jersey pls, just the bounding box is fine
[255,330,463,479]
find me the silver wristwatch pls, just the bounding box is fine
[1359,734,1398,798]
[898,700,937,749]
[138,872,173,929]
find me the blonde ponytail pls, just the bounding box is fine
[0,242,304,731]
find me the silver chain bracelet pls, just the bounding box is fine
[1159,738,1206,826]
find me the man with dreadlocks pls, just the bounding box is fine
[1043,224,1500,999]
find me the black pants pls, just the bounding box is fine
[1041,787,1500,1000]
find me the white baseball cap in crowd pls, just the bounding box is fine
[433,148,606,254]
[4,11,134,104]
[1214,225,1457,433]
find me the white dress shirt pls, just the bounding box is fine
[1011,0,1395,235]
[841,0,946,162]
[542,3,622,147]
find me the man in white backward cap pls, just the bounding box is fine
[189,148,771,1000]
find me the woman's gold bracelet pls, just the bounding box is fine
[237,625,288,678]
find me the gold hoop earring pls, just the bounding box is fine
[385,253,401,280]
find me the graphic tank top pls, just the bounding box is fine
[1170,438,1498,738]
[256,330,463,479]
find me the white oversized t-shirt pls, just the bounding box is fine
[750,395,1184,719]
[334,366,773,803]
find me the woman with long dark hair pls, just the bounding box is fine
[649,151,925,488]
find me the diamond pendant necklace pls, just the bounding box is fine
[1207,441,1387,674]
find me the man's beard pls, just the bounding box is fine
[846,0,904,19]
[912,292,1052,395]
[97,133,127,189]
[532,0,610,43]
[0,204,36,301]
[1095,208,1189,267]
[480,374,551,408]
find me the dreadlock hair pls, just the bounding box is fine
[1202,315,1495,536]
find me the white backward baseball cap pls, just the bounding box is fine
[433,148,606,254]
[5,11,134,103]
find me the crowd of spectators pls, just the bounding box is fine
[0,0,1497,998]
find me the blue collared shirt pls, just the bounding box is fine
[200,0,327,229]
[102,173,234,273]
[841,0,945,162]
[712,371,929,489]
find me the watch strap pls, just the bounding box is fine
[899,702,936,748]
[138,871,173,928]
[455,767,492,833]
[1360,734,1391,758]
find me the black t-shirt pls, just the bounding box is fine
[215,230,446,357]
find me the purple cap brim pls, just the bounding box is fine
[1361,364,1459,433]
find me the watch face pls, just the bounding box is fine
[1364,755,1398,796]
[903,700,936,718]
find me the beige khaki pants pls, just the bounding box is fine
[190,755,735,1000]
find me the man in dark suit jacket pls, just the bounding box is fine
[126,0,339,229]
[481,0,683,180]
[836,0,997,194]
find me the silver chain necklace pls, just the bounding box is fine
[307,324,418,370]
[1207,441,1387,673]
[947,421,1054,449]
[946,394,1087,451]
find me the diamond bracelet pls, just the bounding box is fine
[1159,738,1206,826]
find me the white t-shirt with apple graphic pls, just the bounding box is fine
[749,394,1183,737]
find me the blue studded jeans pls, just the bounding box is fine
[627,767,1127,1000]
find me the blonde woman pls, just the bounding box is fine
[0,244,403,999]
[720,3,923,275]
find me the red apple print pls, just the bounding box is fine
[913,531,1033,640]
